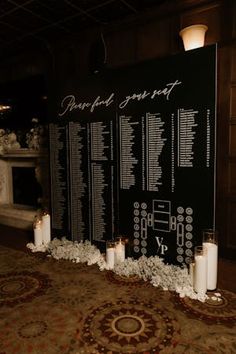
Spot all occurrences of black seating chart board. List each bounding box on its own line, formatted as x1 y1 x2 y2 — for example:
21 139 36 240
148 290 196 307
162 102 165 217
49 45 216 265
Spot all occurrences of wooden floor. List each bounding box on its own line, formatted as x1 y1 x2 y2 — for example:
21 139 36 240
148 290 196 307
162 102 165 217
0 224 235 293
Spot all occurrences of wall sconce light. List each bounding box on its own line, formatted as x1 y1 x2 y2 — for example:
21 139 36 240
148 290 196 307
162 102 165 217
0 104 11 113
179 24 208 51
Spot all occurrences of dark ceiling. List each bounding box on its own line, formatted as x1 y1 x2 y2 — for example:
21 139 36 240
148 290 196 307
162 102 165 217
0 0 169 59
0 0 175 128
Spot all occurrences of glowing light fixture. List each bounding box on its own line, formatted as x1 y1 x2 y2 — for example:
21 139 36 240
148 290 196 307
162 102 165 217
179 24 208 51
0 104 11 113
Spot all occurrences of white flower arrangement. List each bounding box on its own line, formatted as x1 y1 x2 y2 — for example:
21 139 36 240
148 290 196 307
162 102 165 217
26 119 44 150
27 238 107 270
27 237 210 302
0 128 21 154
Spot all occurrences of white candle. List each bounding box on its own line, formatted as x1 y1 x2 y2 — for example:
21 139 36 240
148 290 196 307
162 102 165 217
106 247 115 269
33 218 43 247
194 249 207 295
203 242 218 290
42 213 51 244
34 226 43 247
115 240 125 263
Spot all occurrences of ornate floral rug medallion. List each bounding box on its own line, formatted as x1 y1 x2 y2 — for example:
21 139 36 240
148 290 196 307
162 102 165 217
0 271 51 307
0 303 82 353
80 299 180 353
172 289 236 325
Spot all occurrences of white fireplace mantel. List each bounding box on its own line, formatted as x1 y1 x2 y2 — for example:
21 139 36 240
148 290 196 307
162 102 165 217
0 148 48 230
0 148 42 159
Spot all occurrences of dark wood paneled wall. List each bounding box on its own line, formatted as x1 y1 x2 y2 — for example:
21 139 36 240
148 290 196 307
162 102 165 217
0 0 235 258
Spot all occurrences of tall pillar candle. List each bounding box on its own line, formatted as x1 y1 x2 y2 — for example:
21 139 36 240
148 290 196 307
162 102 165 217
194 246 207 295
42 211 51 244
203 229 218 290
106 241 115 269
115 237 125 263
33 218 43 247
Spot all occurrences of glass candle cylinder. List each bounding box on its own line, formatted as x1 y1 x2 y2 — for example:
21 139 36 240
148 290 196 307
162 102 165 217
189 258 195 287
115 237 125 263
123 236 131 258
203 229 218 290
42 209 51 245
106 241 115 269
33 218 43 247
194 246 207 295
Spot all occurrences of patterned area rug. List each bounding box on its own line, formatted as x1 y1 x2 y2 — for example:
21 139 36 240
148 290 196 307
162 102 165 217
0 245 235 354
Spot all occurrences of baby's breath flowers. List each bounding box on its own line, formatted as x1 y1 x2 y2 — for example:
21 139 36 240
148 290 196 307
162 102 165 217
27 237 209 302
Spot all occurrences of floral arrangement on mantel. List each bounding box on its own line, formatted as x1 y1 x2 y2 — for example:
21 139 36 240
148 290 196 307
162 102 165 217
0 118 45 154
27 237 222 302
0 129 21 154
25 117 45 150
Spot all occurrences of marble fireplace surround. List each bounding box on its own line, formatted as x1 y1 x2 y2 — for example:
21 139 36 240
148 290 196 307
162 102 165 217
0 149 46 230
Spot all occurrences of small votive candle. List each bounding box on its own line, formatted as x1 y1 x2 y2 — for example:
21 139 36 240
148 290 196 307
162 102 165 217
33 218 43 247
194 245 207 295
106 240 115 269
115 237 125 263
